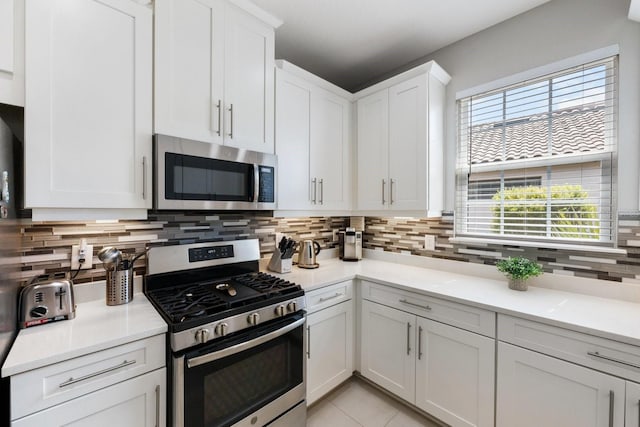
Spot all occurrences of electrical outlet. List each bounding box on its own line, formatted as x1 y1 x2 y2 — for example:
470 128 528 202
71 239 93 270
424 235 436 251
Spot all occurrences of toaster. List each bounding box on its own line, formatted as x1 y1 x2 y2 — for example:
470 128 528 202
19 273 76 328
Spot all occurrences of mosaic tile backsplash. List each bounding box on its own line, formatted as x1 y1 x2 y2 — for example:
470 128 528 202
8 211 640 288
14 213 348 285
365 213 640 285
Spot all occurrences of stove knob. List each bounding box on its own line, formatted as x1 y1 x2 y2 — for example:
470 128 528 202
215 322 228 337
194 329 210 344
287 301 297 313
274 305 285 317
247 312 260 326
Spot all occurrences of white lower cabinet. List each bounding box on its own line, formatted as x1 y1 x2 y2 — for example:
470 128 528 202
306 300 354 405
13 368 166 427
627 381 640 427
360 300 415 402
305 281 354 405
415 318 495 427
360 296 495 427
497 342 625 427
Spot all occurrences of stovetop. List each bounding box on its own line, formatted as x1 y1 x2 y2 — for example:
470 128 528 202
146 271 304 332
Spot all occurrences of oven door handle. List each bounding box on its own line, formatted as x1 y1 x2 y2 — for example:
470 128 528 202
186 316 306 369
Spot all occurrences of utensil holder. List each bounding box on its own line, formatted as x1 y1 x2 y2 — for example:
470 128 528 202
106 268 134 306
267 251 292 274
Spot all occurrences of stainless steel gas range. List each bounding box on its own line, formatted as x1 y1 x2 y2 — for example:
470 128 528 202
145 239 306 427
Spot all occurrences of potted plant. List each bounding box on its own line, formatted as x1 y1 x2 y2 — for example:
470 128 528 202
496 257 543 291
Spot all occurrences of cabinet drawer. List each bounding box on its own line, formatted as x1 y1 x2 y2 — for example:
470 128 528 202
11 334 165 419
305 280 353 314
498 314 640 383
361 280 495 337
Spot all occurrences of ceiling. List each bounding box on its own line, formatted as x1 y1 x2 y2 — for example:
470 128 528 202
251 0 552 92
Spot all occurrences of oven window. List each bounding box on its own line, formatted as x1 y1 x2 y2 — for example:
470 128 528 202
166 152 254 201
183 320 304 427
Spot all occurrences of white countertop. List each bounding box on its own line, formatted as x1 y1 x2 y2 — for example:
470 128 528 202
275 257 640 348
1 294 167 377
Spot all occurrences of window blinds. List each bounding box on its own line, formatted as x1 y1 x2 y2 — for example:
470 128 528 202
456 57 617 244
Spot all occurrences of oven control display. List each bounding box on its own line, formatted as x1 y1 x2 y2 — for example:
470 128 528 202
188 245 235 262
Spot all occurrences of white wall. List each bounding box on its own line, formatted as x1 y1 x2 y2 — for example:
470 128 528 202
390 0 640 212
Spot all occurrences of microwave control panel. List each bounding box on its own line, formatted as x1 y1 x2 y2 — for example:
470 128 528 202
258 166 275 203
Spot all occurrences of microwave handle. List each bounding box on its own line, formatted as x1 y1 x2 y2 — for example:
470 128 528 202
253 164 260 203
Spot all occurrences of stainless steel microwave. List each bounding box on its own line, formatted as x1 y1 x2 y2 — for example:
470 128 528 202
153 135 276 210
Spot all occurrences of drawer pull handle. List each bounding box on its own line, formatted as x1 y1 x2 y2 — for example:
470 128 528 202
306 325 311 359
587 351 640 370
59 359 137 388
399 299 432 311
318 293 342 303
609 390 614 427
418 326 423 360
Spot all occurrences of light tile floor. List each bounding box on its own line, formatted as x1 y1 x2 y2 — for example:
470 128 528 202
307 377 441 427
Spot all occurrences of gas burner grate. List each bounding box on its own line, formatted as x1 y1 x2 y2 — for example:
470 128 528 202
233 272 300 296
151 285 228 323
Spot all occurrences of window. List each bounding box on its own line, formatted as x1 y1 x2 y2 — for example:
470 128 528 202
456 57 617 244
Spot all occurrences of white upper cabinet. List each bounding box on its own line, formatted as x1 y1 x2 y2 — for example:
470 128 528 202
275 61 352 212
0 0 24 106
155 0 278 154
24 0 152 220
355 61 449 217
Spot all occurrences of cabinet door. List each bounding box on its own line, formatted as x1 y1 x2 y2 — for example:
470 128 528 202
13 369 166 427
306 300 354 405
627 381 640 427
155 0 225 144
223 3 275 154
497 342 625 427
388 74 427 211
310 87 351 210
0 0 24 106
25 0 152 214
356 89 389 210
415 318 494 427
360 300 415 402
274 69 312 210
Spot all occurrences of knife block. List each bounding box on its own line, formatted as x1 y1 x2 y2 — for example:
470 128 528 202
267 250 292 273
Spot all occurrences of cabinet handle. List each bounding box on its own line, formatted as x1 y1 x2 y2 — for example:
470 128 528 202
382 179 386 205
142 156 148 200
319 179 324 205
390 178 395 205
215 99 222 136
155 385 160 427
318 292 342 303
418 326 423 360
406 322 411 355
609 390 614 427
399 299 432 311
228 104 234 138
306 325 311 359
311 178 317 204
587 351 640 369
59 359 136 388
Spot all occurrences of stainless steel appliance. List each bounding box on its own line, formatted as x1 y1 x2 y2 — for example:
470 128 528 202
18 273 76 328
297 239 320 269
339 228 362 261
154 134 276 211
145 239 306 427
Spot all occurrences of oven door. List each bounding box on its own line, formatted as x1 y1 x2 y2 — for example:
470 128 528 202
174 313 306 427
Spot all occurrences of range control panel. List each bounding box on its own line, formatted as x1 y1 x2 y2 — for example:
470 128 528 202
188 245 235 263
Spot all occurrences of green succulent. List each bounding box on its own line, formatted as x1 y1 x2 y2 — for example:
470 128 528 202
496 257 543 280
